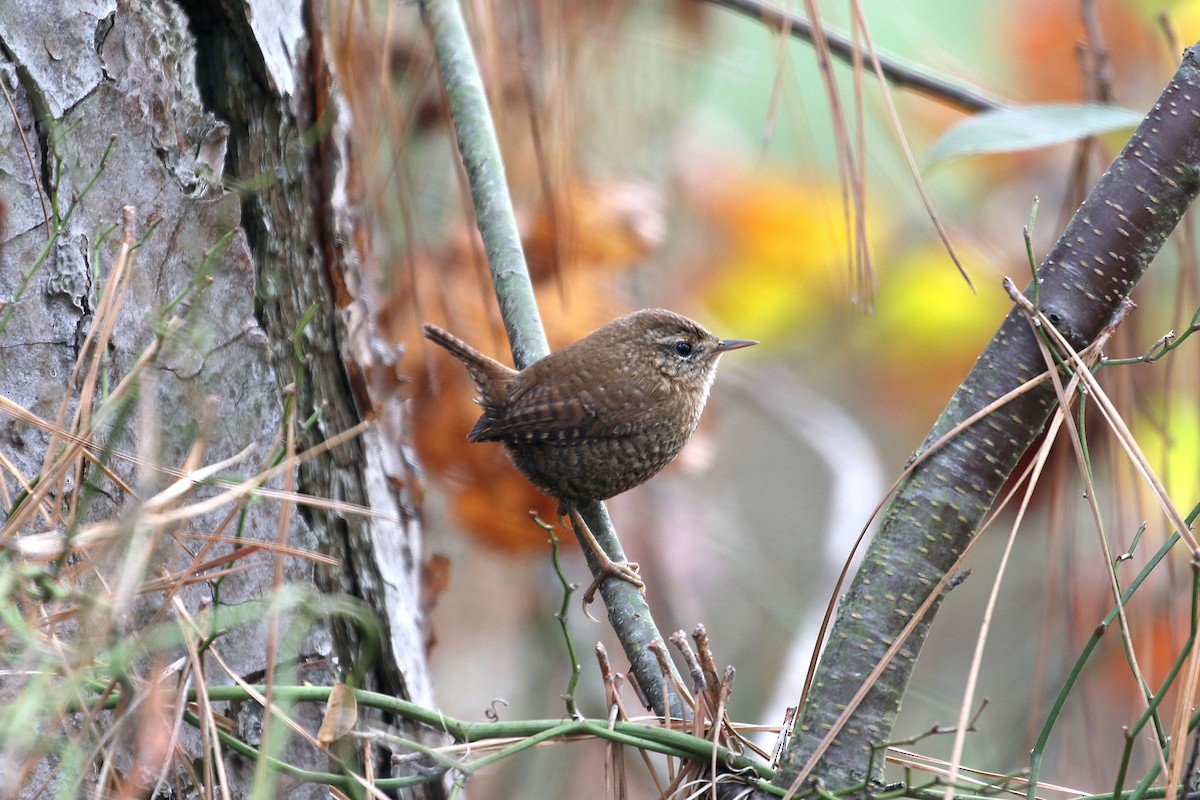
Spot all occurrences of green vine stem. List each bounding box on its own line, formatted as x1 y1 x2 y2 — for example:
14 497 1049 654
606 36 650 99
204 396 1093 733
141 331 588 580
83 684 780 794
533 513 583 720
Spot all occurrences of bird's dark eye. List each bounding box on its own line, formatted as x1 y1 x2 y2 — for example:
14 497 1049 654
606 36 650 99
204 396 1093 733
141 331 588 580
674 341 693 357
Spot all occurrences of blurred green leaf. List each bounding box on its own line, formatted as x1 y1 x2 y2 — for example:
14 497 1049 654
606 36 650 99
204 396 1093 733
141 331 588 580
926 103 1144 165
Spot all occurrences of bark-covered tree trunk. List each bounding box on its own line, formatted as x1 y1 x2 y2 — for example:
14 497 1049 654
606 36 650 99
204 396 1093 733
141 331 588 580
770 43 1200 797
0 2 436 797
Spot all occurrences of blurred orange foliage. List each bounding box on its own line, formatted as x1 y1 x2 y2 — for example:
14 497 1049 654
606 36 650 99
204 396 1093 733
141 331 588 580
1009 0 1166 102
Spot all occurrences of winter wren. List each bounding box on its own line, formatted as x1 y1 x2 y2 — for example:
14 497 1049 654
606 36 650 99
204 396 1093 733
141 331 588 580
423 308 756 596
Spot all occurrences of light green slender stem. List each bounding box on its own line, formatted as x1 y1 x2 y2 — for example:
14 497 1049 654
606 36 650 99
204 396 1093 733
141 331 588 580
418 0 545 366
418 0 685 718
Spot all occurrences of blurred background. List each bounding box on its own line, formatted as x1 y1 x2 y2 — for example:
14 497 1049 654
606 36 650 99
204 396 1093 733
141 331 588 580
331 1 1200 796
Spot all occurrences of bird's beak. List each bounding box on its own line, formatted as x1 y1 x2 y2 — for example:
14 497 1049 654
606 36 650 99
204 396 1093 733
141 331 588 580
715 338 757 352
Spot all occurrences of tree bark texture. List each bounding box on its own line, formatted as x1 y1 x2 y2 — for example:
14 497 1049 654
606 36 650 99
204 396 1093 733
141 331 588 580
0 2 435 796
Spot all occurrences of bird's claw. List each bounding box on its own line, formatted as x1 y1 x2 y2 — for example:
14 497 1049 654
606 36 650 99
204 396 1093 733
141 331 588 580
582 559 645 617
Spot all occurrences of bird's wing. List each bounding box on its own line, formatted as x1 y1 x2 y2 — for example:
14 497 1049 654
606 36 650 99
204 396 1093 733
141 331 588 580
470 374 668 444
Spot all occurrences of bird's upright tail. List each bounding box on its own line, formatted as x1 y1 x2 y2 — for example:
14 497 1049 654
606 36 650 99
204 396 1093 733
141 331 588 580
422 324 517 404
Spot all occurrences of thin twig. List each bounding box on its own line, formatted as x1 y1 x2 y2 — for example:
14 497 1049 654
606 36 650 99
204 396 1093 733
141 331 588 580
702 0 1006 113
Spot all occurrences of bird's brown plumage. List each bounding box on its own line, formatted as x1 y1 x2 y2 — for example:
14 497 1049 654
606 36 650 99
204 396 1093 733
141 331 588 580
423 309 755 508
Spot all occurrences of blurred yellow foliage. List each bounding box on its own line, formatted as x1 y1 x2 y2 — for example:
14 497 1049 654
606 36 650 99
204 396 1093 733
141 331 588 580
689 169 1016 428
867 244 1007 358
693 174 884 339
1132 391 1200 515
855 242 1012 424
1142 0 1200 45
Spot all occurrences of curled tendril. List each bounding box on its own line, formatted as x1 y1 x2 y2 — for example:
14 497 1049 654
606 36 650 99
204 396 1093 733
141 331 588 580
484 698 508 722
